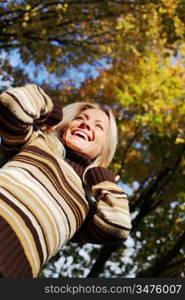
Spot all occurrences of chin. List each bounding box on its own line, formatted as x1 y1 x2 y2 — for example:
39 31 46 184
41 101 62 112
66 142 86 153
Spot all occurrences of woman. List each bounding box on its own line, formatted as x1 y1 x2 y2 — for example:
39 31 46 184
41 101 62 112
0 84 131 278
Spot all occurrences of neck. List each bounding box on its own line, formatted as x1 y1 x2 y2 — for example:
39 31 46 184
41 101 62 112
65 145 91 166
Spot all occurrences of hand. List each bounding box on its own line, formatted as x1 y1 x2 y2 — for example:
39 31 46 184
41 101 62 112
115 175 120 182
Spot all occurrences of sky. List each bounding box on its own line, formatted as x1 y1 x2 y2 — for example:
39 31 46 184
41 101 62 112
0 47 142 277
0 49 111 89
0 48 135 196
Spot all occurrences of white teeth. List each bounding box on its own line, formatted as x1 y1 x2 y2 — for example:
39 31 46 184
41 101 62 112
72 130 89 141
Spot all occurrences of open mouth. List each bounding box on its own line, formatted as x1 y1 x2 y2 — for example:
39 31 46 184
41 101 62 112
71 130 92 141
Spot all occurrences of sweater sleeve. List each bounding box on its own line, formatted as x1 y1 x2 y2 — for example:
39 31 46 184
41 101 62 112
0 84 62 157
71 167 132 245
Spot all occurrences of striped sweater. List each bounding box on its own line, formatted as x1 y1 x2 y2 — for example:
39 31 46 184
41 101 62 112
0 84 132 278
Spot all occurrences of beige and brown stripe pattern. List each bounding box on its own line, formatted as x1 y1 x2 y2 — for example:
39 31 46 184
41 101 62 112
93 182 131 239
0 84 132 277
72 181 131 244
0 84 53 124
0 135 89 277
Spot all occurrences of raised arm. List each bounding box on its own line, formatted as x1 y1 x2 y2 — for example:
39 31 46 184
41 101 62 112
71 167 132 245
0 84 62 158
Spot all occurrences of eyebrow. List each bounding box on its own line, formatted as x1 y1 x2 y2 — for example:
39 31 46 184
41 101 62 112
81 112 105 124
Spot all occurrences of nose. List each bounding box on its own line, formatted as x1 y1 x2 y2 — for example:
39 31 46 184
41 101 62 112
78 119 94 141
79 120 92 131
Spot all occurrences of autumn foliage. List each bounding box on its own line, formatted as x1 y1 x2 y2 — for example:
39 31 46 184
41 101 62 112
0 0 185 277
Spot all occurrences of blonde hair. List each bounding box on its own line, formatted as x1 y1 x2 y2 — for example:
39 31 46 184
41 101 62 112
45 102 118 180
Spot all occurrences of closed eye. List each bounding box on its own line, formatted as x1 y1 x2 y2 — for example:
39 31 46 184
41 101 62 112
75 116 84 120
96 124 104 130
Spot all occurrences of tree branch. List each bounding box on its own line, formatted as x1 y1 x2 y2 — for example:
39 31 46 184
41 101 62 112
136 231 185 277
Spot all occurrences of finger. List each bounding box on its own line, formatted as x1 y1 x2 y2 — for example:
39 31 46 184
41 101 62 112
115 175 120 182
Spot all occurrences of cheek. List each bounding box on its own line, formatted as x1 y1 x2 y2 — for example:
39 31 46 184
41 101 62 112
62 130 67 142
62 129 72 146
63 126 71 139
95 135 106 152
97 131 107 145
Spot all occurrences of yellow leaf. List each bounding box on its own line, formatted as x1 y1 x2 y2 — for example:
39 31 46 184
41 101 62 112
175 138 185 144
24 15 29 21
25 5 31 11
176 218 182 224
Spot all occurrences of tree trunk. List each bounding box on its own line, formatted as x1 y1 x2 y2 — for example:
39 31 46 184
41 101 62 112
87 244 120 277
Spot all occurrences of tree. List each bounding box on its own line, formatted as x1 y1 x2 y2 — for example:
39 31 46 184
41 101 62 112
1 0 185 76
0 0 185 278
54 46 185 278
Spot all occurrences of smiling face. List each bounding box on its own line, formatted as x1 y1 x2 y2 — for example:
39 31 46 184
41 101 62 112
62 108 110 159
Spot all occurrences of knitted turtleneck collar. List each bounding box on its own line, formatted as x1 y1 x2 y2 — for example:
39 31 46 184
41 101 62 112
64 145 92 177
65 145 91 167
